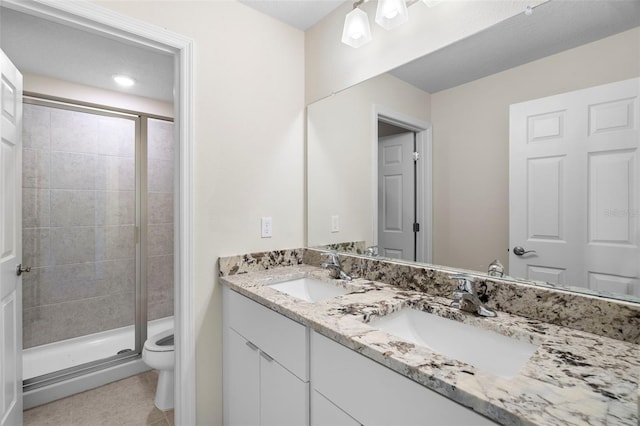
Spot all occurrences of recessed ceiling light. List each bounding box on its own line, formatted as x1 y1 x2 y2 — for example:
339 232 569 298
113 75 135 87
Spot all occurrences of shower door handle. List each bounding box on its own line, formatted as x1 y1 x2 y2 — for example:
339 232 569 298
16 264 32 276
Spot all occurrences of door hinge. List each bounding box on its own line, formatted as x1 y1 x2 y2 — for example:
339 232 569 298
412 152 420 161
413 223 420 232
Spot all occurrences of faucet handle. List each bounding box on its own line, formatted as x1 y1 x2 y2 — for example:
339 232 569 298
322 251 340 266
450 274 475 292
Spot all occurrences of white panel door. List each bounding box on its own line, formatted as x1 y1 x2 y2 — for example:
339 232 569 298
0 49 23 426
378 133 415 261
510 78 639 295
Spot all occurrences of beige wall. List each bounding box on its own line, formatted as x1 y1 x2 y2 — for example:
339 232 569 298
431 27 640 273
90 2 305 424
305 0 544 104
307 73 430 248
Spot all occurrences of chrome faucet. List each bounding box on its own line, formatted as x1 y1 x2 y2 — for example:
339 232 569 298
321 252 353 281
450 274 496 317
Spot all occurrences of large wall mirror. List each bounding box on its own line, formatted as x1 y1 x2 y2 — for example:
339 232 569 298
307 0 640 303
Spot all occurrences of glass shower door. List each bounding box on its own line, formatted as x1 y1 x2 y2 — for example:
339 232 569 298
22 100 140 385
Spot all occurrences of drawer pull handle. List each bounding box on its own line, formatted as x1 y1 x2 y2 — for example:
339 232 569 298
246 341 259 351
260 352 274 362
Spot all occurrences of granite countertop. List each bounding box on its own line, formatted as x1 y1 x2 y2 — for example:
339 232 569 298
220 264 639 426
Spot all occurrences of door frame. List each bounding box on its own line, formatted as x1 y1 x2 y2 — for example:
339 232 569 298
372 105 432 263
0 1 196 424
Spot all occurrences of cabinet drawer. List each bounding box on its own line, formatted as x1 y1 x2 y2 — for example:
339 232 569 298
311 331 498 426
224 286 308 381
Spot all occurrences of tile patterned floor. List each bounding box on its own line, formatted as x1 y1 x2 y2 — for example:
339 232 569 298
24 371 174 426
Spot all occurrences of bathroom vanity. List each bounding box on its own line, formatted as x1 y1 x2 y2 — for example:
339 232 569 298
219 249 639 426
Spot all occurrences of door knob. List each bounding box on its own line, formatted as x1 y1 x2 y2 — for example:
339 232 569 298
16 264 31 276
513 246 536 256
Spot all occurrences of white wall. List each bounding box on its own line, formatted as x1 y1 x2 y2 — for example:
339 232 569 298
91 2 305 424
307 73 430 248
305 0 544 104
431 27 640 273
23 73 173 117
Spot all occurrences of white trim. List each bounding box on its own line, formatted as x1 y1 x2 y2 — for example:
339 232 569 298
1 1 196 423
372 105 432 263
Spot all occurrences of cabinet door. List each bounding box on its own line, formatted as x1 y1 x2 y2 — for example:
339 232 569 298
311 390 361 426
223 328 260 426
260 352 309 426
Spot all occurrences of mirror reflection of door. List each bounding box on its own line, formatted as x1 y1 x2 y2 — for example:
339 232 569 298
509 78 640 297
378 122 418 261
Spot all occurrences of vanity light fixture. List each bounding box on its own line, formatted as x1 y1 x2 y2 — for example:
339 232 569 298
113 74 135 87
342 0 439 48
375 0 408 30
342 1 373 48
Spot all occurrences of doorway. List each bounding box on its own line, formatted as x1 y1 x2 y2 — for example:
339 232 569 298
373 107 432 263
0 1 195 423
378 125 417 261
20 96 174 394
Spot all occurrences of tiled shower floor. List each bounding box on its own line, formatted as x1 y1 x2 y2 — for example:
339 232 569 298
24 371 174 426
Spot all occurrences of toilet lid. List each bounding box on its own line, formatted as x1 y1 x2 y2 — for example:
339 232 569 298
144 328 174 352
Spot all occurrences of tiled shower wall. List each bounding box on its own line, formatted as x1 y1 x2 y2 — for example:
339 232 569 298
22 103 174 349
147 118 174 321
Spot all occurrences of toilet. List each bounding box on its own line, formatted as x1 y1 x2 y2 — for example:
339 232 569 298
143 328 175 410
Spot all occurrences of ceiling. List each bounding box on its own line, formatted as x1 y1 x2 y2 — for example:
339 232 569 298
0 7 175 102
390 0 640 94
239 0 345 31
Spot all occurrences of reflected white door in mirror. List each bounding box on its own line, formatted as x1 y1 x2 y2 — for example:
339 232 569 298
509 78 639 297
378 132 416 261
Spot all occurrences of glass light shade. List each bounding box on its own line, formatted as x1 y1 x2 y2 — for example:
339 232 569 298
341 8 372 48
375 0 408 30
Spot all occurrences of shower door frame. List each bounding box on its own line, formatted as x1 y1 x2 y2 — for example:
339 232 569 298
20 95 176 389
1 1 196 423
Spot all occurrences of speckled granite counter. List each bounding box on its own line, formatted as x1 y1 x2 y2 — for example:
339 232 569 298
220 264 639 426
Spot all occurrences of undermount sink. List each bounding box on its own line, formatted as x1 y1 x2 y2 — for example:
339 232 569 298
369 308 538 378
268 277 350 303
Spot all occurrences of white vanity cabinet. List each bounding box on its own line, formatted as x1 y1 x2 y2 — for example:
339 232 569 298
310 331 498 426
223 284 499 426
223 287 309 426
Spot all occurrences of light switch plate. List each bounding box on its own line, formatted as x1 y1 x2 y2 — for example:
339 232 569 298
331 215 339 233
261 217 272 238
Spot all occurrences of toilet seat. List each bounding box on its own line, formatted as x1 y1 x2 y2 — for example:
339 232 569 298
144 329 174 353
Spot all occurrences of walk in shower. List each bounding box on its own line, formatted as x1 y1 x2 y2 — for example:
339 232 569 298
20 97 174 403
